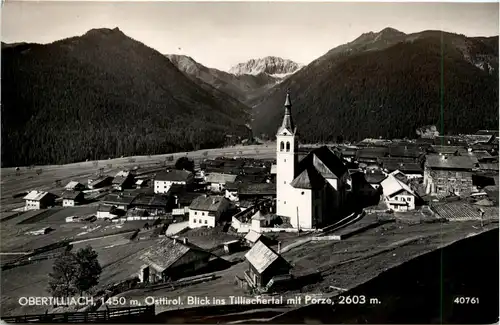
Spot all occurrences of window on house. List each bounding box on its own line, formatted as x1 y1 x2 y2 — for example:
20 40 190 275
284 159 286 162
286 142 291 152
280 142 284 151
301 191 304 195
195 212 197 215
284 201 286 204
284 181 286 184
204 220 207 224
202 212 205 216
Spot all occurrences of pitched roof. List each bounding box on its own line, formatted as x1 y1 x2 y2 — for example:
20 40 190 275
155 169 193 182
130 193 168 207
383 161 423 173
290 166 325 189
245 240 288 274
189 195 228 212
114 170 131 178
65 181 83 189
244 230 262 244
98 204 116 212
388 145 422 158
298 146 347 180
205 173 238 184
89 176 113 187
364 171 387 184
425 155 478 170
238 182 276 195
102 193 137 205
23 191 55 201
381 175 416 198
139 238 206 272
61 191 84 200
356 147 389 159
429 145 467 155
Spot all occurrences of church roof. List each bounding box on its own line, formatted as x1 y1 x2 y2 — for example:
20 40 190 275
290 165 325 189
297 146 348 180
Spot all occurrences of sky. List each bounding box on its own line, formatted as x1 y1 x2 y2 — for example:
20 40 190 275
2 1 499 71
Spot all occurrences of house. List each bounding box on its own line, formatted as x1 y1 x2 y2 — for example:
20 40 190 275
355 147 389 165
64 181 86 191
154 170 194 194
244 241 292 289
96 204 118 219
130 193 168 215
138 237 212 283
88 176 113 189
276 93 351 230
225 182 240 202
112 171 134 191
339 146 358 163
167 184 203 217
424 154 478 196
244 230 273 247
101 193 137 211
387 145 423 161
429 145 468 156
389 170 408 184
61 191 85 207
188 195 231 228
380 175 419 211
205 173 238 193
23 191 58 210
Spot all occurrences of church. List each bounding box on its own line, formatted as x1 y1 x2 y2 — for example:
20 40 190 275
275 92 351 230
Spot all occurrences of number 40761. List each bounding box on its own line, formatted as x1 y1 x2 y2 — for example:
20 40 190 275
454 297 479 304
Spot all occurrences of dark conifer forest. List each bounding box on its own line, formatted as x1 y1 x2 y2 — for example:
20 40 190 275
1 28 250 167
252 31 499 142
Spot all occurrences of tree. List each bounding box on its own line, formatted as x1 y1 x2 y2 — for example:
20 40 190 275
336 135 344 144
48 251 80 298
175 157 194 172
74 246 102 295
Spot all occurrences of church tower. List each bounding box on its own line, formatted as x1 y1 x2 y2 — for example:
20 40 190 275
276 91 298 219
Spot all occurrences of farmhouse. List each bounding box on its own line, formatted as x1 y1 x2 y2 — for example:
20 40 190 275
138 238 212 283
101 193 137 210
380 175 419 211
88 176 113 189
205 173 238 193
96 204 118 219
276 93 351 230
424 154 478 196
112 170 134 191
188 195 231 229
61 191 85 207
64 181 86 191
154 170 194 194
130 193 168 215
244 241 291 289
23 191 58 210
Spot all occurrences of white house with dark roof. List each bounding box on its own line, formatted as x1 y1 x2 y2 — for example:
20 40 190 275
62 191 85 207
23 191 58 210
424 154 478 196
188 195 231 228
381 175 419 211
275 92 350 230
154 170 194 194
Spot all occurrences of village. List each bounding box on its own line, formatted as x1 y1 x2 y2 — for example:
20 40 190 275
1 94 499 321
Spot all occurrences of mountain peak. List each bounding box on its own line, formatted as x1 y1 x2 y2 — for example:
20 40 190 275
229 56 303 77
84 27 125 38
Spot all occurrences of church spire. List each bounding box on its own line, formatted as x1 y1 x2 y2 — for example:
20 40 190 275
280 90 295 133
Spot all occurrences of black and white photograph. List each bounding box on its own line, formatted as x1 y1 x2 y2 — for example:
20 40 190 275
1 1 499 323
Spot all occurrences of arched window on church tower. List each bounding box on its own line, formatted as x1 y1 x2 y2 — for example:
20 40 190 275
286 142 290 152
280 141 284 151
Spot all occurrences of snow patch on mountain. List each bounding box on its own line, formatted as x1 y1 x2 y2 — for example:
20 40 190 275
229 56 303 77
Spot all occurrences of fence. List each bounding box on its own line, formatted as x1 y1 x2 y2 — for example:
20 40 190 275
0 305 155 323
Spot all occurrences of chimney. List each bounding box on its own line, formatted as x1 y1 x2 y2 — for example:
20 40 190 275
212 199 217 205
173 238 177 244
183 238 188 245
278 241 282 254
